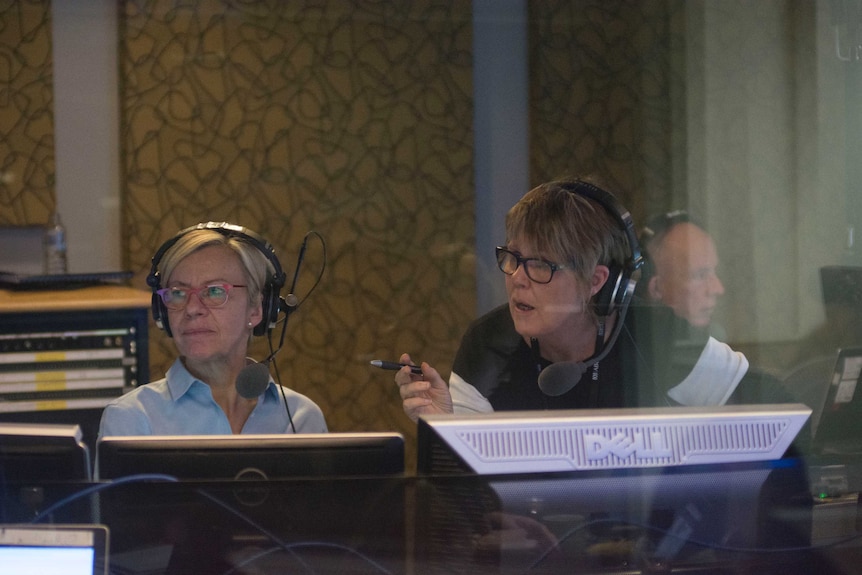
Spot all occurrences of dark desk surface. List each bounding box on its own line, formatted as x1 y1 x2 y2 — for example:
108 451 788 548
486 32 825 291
4 457 862 574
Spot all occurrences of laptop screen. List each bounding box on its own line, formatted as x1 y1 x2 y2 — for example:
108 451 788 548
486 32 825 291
812 346 862 454
0 525 108 575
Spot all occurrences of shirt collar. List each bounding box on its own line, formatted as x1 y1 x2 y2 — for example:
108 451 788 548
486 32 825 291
165 358 277 401
166 358 200 400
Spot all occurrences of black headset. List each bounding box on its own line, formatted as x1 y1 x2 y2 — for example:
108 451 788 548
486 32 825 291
535 180 644 397
146 222 287 338
559 180 644 317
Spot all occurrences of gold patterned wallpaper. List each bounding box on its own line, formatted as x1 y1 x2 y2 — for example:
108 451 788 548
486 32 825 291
529 0 682 217
2 1 680 469
119 0 475 462
0 0 54 226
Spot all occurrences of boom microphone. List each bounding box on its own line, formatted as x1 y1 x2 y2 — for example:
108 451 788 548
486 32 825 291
537 346 609 397
236 360 272 399
537 293 633 397
235 292 295 398
234 234 309 400
233 293 298 400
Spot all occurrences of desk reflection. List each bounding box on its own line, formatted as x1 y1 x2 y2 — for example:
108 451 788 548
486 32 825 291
4 459 862 574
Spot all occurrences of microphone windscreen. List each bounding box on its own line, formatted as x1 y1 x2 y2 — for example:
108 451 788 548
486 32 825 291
236 362 271 399
537 361 587 397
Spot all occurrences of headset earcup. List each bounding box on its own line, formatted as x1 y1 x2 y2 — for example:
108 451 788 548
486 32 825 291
614 266 634 310
147 270 173 337
253 283 278 337
151 292 172 337
593 262 622 317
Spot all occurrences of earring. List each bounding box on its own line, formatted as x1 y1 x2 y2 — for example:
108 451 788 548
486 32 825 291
247 321 253 328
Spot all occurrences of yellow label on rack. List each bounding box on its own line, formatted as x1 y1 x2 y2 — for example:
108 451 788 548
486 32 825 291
34 352 67 362
35 382 66 391
35 372 63 382
36 400 67 411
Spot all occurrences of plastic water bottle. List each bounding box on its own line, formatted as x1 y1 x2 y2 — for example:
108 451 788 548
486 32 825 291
44 212 68 275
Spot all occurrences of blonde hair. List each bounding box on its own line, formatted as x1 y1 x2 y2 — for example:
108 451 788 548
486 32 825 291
158 229 272 308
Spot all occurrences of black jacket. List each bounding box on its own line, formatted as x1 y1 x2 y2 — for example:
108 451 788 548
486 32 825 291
450 301 794 411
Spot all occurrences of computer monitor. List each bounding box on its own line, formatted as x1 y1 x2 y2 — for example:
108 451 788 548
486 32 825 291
0 422 93 523
414 407 814 573
417 404 810 475
96 432 405 481
811 346 862 455
0 422 92 483
96 434 407 573
820 265 862 309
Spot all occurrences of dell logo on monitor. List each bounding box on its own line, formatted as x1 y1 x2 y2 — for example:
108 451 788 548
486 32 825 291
584 431 673 460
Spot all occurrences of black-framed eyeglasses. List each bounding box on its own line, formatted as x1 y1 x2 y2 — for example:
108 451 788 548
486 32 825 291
495 247 574 284
156 283 247 310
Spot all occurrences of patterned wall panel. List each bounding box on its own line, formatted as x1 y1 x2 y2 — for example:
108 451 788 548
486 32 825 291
528 0 682 220
0 0 55 226
119 0 474 460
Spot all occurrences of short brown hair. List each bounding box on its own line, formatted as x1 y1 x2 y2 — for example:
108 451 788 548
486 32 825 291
506 178 632 313
505 177 632 312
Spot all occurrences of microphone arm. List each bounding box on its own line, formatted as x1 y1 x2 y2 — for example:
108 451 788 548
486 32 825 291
537 280 635 397
236 232 326 433
235 235 309 399
266 233 310 357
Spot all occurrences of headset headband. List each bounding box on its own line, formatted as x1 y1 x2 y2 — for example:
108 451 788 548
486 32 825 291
561 180 644 272
147 222 286 337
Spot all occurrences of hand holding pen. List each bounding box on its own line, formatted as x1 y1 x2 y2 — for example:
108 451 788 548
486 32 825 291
369 360 423 375
385 352 454 422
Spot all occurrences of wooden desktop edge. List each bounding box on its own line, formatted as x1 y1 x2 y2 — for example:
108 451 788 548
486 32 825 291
0 285 151 313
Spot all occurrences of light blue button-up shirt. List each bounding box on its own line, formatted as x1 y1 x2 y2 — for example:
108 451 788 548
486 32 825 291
98 358 328 438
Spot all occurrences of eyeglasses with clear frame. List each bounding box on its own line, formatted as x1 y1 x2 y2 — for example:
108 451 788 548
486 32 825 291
156 283 247 310
495 246 574 284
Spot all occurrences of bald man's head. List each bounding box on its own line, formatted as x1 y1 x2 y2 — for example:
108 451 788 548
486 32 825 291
646 222 724 328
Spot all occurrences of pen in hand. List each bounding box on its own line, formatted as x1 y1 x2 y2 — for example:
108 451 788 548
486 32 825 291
370 360 423 375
